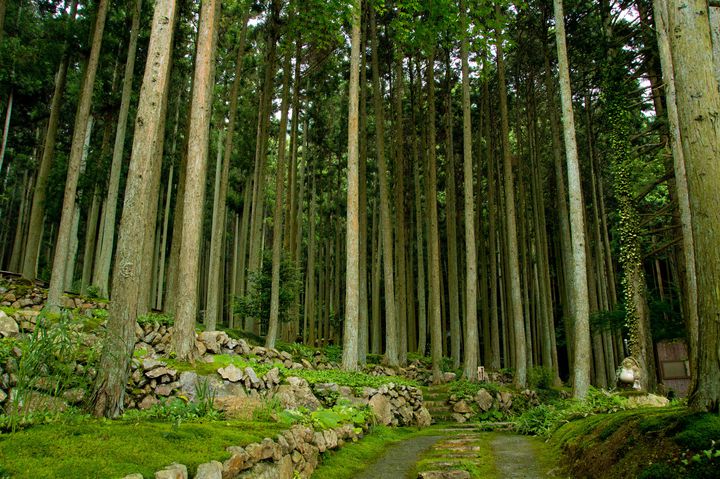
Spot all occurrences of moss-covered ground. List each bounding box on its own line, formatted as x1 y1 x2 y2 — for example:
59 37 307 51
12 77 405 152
0 417 288 478
550 406 720 478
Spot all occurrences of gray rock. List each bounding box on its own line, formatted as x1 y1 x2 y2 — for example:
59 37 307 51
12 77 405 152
452 400 472 414
146 367 176 379
142 358 165 371
0 312 19 337
154 463 187 479
121 474 144 479
223 446 252 476
265 367 281 386
244 367 261 388
368 394 392 426
199 331 221 354
418 471 471 479
139 395 159 410
218 364 244 383
415 407 432 427
0 389 7 403
474 389 494 412
194 461 222 479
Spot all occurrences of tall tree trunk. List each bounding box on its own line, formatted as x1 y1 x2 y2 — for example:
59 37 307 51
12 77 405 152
94 0 142 296
393 55 408 365
22 0 78 280
370 9 398 366
426 50 443 383
266 50 293 349
495 5 527 387
554 0 591 398
92 0 177 418
461 0 478 380
47 0 108 311
665 0 720 412
444 60 461 370
358 20 369 363
173 0 221 360
247 1 281 334
342 0 361 370
653 0 699 404
206 12 249 330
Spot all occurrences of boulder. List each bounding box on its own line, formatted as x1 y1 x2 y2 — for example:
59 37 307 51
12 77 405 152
276 377 321 411
368 394 393 426
218 364 244 383
474 389 494 412
244 367 262 388
0 312 19 337
223 446 252 477
195 461 222 479
626 393 670 408
154 463 187 479
415 407 432 427
146 367 176 379
199 331 221 354
121 474 144 479
452 400 472 414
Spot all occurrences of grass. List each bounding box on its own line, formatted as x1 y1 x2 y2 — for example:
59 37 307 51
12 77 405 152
0 417 288 478
312 426 438 479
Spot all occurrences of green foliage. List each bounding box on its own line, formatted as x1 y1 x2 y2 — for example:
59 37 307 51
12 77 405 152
448 380 501 398
324 345 342 363
137 312 174 327
234 252 301 329
7 312 98 432
527 367 554 390
515 388 629 437
83 285 103 300
295 369 418 390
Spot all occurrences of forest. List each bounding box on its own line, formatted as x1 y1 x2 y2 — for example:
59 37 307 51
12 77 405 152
0 0 718 476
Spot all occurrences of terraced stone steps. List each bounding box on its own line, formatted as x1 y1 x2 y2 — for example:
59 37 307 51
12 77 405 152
420 384 455 424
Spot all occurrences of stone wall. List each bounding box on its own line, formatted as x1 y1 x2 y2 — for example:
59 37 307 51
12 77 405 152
122 422 361 479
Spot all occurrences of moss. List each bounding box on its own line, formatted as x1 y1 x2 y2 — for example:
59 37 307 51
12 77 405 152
674 413 720 450
411 433 497 479
0 417 287 478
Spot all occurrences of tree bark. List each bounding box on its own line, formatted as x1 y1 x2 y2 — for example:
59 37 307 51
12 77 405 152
553 0 591 398
173 0 221 360
342 0 361 370
47 0 108 311
666 0 720 412
370 9 398 366
461 0 478 380
266 51 293 349
92 0 177 417
22 0 78 280
495 4 527 387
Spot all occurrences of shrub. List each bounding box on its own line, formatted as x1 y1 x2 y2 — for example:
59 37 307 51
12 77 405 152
137 312 174 327
528 366 554 390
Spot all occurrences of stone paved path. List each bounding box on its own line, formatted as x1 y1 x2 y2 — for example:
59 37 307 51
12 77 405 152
352 435 445 479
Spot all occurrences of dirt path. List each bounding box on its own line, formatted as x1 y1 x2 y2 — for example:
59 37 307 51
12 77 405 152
352 435 445 479
491 433 555 478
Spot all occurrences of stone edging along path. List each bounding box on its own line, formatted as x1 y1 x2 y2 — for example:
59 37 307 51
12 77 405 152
122 422 362 479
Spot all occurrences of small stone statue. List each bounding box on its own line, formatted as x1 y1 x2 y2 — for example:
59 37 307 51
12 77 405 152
616 357 642 390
